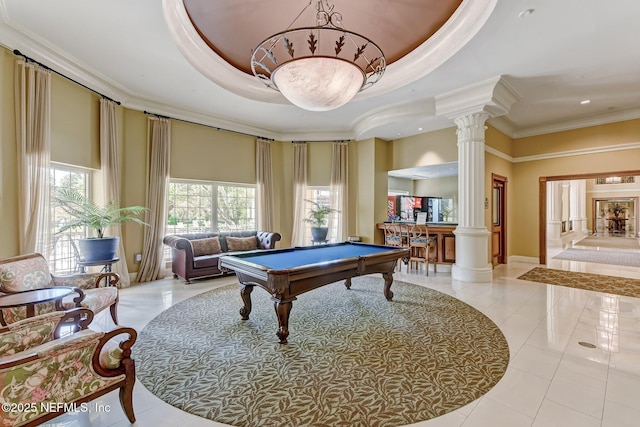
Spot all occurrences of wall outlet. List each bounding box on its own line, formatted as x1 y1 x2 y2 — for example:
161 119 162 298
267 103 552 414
134 253 142 263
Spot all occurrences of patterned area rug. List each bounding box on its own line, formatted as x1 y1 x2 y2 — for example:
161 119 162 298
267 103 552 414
553 248 640 267
518 267 640 298
574 236 640 250
135 277 510 427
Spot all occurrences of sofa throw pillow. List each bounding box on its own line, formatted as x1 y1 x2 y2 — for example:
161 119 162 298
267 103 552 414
227 236 259 252
191 237 222 256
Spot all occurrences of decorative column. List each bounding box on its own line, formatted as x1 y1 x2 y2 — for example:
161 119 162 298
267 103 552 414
435 75 521 282
546 181 563 246
451 112 492 282
570 179 588 235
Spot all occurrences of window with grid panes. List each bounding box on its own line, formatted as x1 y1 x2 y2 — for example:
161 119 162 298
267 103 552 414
165 180 256 259
50 165 90 274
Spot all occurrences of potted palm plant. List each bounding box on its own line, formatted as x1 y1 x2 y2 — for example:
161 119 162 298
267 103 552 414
53 189 148 262
303 199 339 243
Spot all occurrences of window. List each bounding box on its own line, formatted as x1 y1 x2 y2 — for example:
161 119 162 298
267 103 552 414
50 165 90 274
165 180 256 257
166 181 213 235
303 187 339 244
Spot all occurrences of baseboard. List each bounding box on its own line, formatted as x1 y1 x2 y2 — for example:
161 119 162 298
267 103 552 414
435 264 452 273
508 255 539 264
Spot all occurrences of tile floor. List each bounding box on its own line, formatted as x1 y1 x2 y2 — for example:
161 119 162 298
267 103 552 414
46 237 640 427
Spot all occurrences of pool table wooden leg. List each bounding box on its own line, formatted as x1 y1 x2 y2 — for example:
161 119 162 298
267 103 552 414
274 300 292 344
382 272 394 301
239 284 253 320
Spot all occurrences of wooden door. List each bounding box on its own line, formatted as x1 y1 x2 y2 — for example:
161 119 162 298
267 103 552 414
492 174 508 266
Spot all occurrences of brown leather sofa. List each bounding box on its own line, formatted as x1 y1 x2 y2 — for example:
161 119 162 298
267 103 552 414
163 230 281 283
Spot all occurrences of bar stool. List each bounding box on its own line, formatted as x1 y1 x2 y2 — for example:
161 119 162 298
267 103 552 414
384 223 408 272
407 225 437 276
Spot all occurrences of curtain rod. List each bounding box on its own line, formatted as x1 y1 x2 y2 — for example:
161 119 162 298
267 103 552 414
13 49 121 105
292 139 350 143
143 110 274 141
12 48 341 143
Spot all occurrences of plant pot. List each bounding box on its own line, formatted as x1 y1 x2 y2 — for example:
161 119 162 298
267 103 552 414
78 237 120 262
310 227 329 242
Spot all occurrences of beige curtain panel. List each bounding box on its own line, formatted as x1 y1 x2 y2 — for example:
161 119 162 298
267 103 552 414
330 141 348 241
291 142 308 246
99 98 131 286
136 117 171 282
14 59 51 256
256 138 275 231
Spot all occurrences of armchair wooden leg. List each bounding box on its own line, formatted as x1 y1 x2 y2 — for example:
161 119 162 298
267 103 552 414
119 362 136 423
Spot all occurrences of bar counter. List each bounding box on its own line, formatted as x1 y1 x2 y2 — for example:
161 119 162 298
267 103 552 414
376 222 457 265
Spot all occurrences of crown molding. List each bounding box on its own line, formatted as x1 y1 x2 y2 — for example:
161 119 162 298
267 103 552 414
0 11 131 102
513 142 640 163
510 108 640 139
485 141 640 164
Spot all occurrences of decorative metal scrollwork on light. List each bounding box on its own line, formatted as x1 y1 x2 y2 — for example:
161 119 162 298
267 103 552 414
251 0 386 112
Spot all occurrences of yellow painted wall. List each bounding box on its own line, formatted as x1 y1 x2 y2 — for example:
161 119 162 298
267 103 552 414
354 138 390 243
271 140 294 247
0 48 18 258
513 119 640 157
375 138 391 242
413 176 457 199
390 127 457 170
121 109 148 267
485 152 513 258
388 176 413 194
484 126 515 260
486 124 514 157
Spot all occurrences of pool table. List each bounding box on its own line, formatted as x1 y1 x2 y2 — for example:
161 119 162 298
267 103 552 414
219 242 410 343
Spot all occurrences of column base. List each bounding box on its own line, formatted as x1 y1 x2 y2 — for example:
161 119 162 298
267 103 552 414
452 263 493 282
452 226 492 283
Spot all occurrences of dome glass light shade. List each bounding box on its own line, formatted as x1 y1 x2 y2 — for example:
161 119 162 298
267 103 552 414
251 1 385 112
273 57 365 112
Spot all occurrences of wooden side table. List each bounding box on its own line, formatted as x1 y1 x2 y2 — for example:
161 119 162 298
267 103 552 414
0 287 75 325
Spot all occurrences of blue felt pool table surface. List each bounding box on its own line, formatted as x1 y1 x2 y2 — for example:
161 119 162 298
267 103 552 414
230 243 396 271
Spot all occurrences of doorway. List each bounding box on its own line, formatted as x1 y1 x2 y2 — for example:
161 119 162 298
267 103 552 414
538 169 640 264
492 174 507 266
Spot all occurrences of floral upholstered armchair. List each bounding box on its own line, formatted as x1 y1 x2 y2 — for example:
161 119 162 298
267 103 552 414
0 253 120 326
0 308 137 426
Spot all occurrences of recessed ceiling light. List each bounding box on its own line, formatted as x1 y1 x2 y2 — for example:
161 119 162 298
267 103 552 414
580 100 591 105
418 127 423 131
518 9 535 18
